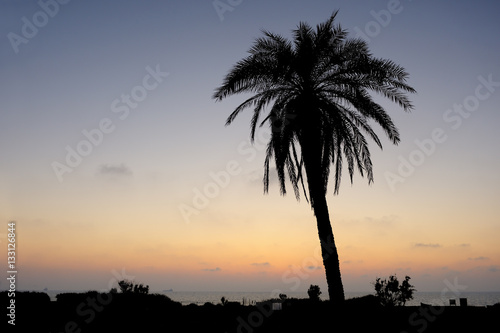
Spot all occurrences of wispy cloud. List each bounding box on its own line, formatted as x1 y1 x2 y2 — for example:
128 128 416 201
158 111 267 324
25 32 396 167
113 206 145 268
458 243 471 247
468 256 489 261
414 243 442 248
488 266 499 273
251 262 270 267
343 260 364 264
97 163 133 176
202 267 221 272
364 215 398 226
306 266 322 270
345 215 398 227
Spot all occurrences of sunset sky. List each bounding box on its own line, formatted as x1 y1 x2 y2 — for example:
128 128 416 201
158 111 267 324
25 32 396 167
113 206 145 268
1 0 499 295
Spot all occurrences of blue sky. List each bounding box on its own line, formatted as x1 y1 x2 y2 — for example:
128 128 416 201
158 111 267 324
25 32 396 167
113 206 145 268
1 0 499 293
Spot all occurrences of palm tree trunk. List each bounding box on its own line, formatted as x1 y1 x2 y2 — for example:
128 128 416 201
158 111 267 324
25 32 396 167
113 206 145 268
299 116 345 305
310 189 345 305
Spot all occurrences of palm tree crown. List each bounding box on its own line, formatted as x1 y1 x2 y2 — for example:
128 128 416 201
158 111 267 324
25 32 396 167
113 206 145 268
213 11 415 304
214 11 415 201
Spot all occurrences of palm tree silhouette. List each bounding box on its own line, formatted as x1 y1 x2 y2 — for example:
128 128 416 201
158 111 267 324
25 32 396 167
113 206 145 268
213 11 415 305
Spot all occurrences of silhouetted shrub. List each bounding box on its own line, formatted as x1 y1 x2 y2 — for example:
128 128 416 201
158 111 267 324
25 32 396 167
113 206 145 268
56 291 97 304
117 280 149 294
133 283 149 294
1 290 50 306
118 280 134 293
373 275 415 306
307 285 322 302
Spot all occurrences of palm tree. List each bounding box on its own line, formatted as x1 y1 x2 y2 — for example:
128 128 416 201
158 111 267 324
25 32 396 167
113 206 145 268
213 11 415 305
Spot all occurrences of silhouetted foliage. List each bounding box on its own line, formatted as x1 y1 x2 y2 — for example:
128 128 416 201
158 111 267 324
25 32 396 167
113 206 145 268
4 290 499 332
118 280 149 294
213 10 416 305
308 285 322 302
118 280 134 293
373 275 415 306
133 283 149 294
279 293 288 300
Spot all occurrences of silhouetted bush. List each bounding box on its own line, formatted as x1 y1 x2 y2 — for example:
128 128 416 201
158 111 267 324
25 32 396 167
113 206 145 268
56 291 99 304
117 279 149 294
373 275 415 306
1 290 50 306
4 290 50 303
4 289 499 333
307 284 322 302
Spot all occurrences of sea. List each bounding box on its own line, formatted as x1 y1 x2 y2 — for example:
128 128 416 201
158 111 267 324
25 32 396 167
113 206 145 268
42 290 500 307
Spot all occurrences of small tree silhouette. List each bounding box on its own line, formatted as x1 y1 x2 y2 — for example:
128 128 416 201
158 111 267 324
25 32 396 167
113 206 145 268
118 280 149 294
373 275 415 306
118 280 134 293
133 283 149 294
307 285 322 302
